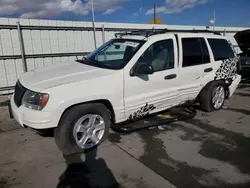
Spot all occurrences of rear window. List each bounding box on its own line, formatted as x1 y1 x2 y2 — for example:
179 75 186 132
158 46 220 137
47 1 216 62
208 39 235 61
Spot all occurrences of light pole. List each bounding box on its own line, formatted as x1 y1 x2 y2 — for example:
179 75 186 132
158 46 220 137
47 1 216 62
213 10 216 32
154 4 156 24
91 0 97 49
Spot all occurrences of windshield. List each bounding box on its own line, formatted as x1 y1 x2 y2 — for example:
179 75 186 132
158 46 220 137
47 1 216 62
85 39 145 70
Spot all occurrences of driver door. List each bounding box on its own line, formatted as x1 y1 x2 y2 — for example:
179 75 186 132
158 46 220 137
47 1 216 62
123 35 179 120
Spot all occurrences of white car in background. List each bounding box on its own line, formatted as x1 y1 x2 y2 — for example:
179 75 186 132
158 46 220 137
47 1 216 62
10 29 241 154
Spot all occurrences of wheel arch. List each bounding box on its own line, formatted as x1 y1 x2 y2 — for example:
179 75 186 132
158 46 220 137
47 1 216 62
58 99 116 125
198 79 229 112
198 79 230 101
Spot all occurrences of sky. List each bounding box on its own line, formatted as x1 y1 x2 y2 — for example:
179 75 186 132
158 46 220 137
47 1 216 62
0 0 249 27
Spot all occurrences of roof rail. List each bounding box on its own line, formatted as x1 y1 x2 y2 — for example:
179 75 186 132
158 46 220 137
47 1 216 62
166 29 221 35
115 28 221 38
114 29 162 38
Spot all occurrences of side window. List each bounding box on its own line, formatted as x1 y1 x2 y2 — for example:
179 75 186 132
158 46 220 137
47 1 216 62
182 38 210 67
208 39 235 61
137 39 174 72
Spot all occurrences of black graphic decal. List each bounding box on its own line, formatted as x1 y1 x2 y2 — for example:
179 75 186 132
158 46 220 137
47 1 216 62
128 103 156 121
214 57 239 80
214 40 239 80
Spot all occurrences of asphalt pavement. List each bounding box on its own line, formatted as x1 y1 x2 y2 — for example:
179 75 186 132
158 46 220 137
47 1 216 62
0 77 250 188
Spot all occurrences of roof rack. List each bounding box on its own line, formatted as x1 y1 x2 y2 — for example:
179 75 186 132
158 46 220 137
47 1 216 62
115 28 221 38
115 29 163 37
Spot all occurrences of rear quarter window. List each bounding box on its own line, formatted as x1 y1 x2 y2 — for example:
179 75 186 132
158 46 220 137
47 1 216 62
208 39 235 61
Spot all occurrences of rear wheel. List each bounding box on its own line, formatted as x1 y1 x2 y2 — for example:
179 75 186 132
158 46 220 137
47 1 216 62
54 103 110 155
212 86 225 110
199 81 226 112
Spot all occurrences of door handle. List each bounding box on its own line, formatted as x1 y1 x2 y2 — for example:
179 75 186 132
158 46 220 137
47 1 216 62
164 74 177 80
204 68 213 72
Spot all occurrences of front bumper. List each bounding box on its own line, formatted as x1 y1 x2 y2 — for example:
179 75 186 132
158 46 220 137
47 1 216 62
10 95 60 129
228 74 241 98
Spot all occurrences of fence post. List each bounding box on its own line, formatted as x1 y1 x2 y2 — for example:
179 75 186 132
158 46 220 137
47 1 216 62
102 25 107 60
102 24 105 43
17 21 28 72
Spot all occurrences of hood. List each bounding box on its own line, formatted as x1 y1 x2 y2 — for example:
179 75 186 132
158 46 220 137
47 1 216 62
19 62 116 92
234 29 250 53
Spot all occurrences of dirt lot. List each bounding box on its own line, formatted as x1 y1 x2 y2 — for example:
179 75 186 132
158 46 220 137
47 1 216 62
0 77 250 188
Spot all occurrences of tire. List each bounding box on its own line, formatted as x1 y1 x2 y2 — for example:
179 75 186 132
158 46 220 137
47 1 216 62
199 80 226 112
54 103 111 155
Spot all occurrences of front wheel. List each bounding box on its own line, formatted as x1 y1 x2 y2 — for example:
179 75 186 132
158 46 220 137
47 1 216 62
54 103 111 155
199 81 226 112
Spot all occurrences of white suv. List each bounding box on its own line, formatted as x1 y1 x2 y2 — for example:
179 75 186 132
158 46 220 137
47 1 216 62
10 30 241 154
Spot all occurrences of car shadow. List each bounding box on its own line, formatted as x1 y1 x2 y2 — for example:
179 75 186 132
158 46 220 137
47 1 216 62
57 148 120 188
35 128 55 137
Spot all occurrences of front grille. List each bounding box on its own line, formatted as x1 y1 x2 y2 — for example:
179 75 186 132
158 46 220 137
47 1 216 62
14 81 27 107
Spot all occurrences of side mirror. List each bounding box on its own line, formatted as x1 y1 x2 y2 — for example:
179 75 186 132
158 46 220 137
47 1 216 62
131 63 154 76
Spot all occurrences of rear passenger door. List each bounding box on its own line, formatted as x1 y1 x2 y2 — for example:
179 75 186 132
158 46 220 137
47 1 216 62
177 34 215 103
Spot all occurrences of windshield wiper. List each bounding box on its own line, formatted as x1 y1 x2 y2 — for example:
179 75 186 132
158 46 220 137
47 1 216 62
76 57 106 68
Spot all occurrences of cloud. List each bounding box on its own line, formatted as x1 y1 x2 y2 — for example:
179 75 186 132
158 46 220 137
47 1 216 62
132 6 144 17
103 9 116 14
0 0 127 18
146 0 209 15
139 7 145 12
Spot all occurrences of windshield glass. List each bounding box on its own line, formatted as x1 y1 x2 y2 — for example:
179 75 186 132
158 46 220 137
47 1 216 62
86 39 145 70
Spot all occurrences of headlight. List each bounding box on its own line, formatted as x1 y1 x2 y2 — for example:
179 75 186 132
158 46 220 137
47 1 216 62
22 90 49 110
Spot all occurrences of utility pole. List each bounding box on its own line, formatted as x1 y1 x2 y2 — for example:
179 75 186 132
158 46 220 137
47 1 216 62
213 10 216 32
91 0 97 49
154 4 156 24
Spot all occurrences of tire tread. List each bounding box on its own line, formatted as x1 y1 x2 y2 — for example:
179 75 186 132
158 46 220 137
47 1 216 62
199 80 226 112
